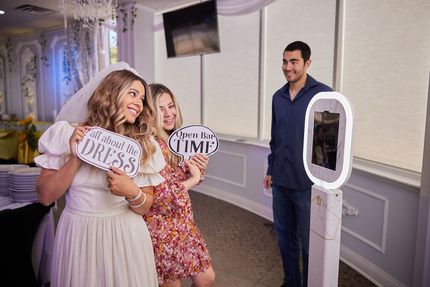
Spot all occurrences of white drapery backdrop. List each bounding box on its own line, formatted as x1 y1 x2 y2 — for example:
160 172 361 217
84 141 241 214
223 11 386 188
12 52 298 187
63 20 97 97
217 0 277 15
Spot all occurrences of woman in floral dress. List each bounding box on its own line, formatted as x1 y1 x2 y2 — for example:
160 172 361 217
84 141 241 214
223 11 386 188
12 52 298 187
143 83 215 287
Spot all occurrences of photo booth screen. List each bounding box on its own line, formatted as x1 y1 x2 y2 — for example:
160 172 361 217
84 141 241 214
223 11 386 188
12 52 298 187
312 111 340 171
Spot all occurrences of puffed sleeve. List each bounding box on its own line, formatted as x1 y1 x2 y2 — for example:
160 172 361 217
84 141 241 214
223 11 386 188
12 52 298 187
133 137 166 187
34 121 74 170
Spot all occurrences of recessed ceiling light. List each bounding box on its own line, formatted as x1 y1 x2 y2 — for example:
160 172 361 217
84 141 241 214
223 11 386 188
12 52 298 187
0 10 6 15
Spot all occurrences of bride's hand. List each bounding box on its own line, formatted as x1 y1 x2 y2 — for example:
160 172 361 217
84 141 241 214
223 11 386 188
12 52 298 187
107 166 137 198
69 126 91 157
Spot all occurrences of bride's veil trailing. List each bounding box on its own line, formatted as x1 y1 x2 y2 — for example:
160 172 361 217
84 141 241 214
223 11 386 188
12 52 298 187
55 62 142 123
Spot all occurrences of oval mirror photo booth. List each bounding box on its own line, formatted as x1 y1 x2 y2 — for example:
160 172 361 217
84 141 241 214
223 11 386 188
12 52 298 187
303 91 354 287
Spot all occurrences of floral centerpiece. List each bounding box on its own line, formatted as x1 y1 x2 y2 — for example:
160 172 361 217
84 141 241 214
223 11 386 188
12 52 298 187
18 115 38 151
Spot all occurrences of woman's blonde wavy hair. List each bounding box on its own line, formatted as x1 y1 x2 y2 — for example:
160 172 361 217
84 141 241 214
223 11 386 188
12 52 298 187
85 70 157 164
149 83 183 167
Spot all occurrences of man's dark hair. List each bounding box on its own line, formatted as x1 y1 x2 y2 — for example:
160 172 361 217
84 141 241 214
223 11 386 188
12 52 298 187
284 41 311 62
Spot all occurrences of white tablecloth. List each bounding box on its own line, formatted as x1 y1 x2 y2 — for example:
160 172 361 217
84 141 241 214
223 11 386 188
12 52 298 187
32 208 54 285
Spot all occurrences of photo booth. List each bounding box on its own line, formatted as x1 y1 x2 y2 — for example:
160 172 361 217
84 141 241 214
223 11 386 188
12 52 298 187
303 91 353 286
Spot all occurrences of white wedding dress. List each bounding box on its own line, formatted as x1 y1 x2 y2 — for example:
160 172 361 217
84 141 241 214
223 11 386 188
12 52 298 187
35 121 164 287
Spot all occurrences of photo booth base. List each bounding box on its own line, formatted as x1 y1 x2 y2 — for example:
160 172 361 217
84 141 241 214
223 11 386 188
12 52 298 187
308 185 343 287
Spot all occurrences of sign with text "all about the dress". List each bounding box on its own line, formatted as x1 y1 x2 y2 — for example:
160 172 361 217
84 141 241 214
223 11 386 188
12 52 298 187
76 127 142 177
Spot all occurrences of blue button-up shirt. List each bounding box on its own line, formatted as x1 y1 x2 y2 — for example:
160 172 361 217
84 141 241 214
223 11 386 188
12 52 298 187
267 74 332 189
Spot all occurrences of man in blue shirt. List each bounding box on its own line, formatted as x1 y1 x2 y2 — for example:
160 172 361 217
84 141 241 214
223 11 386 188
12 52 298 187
263 41 332 287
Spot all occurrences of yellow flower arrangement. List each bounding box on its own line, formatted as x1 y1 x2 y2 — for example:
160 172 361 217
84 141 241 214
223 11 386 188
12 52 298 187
18 115 33 126
18 115 38 151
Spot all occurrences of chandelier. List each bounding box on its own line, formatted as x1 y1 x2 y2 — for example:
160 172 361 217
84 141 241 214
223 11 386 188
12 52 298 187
59 0 117 29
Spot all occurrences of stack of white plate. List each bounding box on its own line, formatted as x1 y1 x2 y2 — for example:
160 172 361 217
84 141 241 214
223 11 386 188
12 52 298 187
0 164 29 196
9 167 41 203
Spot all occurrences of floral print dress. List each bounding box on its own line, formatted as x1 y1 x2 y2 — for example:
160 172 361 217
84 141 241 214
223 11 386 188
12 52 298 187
143 138 212 285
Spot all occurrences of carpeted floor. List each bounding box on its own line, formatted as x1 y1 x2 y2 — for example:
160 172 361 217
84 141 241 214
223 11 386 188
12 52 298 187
182 191 377 287
53 191 377 286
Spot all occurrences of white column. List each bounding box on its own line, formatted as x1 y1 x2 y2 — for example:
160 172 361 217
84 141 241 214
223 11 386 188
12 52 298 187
117 3 135 65
413 73 430 287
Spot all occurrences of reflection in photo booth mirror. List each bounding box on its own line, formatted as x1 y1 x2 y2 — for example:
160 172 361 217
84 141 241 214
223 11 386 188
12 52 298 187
311 111 340 171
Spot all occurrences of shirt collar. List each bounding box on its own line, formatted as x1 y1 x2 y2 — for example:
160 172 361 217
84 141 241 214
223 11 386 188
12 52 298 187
282 74 319 101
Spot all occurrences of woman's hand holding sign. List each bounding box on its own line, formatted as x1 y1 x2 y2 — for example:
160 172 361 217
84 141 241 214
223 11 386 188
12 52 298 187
106 166 135 197
107 166 153 214
190 153 209 181
190 153 209 170
70 125 91 158
183 159 202 189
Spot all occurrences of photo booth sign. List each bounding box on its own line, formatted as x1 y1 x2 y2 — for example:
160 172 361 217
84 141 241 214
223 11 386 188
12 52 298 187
168 125 219 165
76 127 142 177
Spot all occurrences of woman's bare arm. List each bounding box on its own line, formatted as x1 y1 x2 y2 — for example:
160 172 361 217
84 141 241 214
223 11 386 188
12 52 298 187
36 156 81 205
36 125 89 206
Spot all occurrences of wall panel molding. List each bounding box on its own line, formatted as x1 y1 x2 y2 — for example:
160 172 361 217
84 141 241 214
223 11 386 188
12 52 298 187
206 151 247 188
342 183 389 253
341 245 406 287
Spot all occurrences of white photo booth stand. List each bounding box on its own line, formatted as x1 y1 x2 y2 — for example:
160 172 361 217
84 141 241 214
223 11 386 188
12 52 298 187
303 92 354 287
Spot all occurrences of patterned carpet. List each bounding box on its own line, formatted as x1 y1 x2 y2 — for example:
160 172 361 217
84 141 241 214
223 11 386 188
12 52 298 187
53 191 377 286
185 190 377 287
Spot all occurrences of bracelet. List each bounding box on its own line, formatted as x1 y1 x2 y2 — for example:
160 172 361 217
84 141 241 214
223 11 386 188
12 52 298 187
128 192 147 209
126 189 142 202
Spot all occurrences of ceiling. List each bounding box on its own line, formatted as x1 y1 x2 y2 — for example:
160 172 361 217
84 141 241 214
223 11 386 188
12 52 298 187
0 0 199 40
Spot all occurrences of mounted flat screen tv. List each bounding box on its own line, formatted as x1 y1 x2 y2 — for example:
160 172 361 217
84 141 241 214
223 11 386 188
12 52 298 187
162 0 220 58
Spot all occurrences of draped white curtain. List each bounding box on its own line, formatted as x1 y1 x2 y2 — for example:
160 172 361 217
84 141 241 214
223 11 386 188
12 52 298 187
64 20 97 94
217 0 277 16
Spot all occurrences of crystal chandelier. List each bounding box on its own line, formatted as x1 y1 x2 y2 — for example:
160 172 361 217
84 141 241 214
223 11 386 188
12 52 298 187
59 0 117 29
